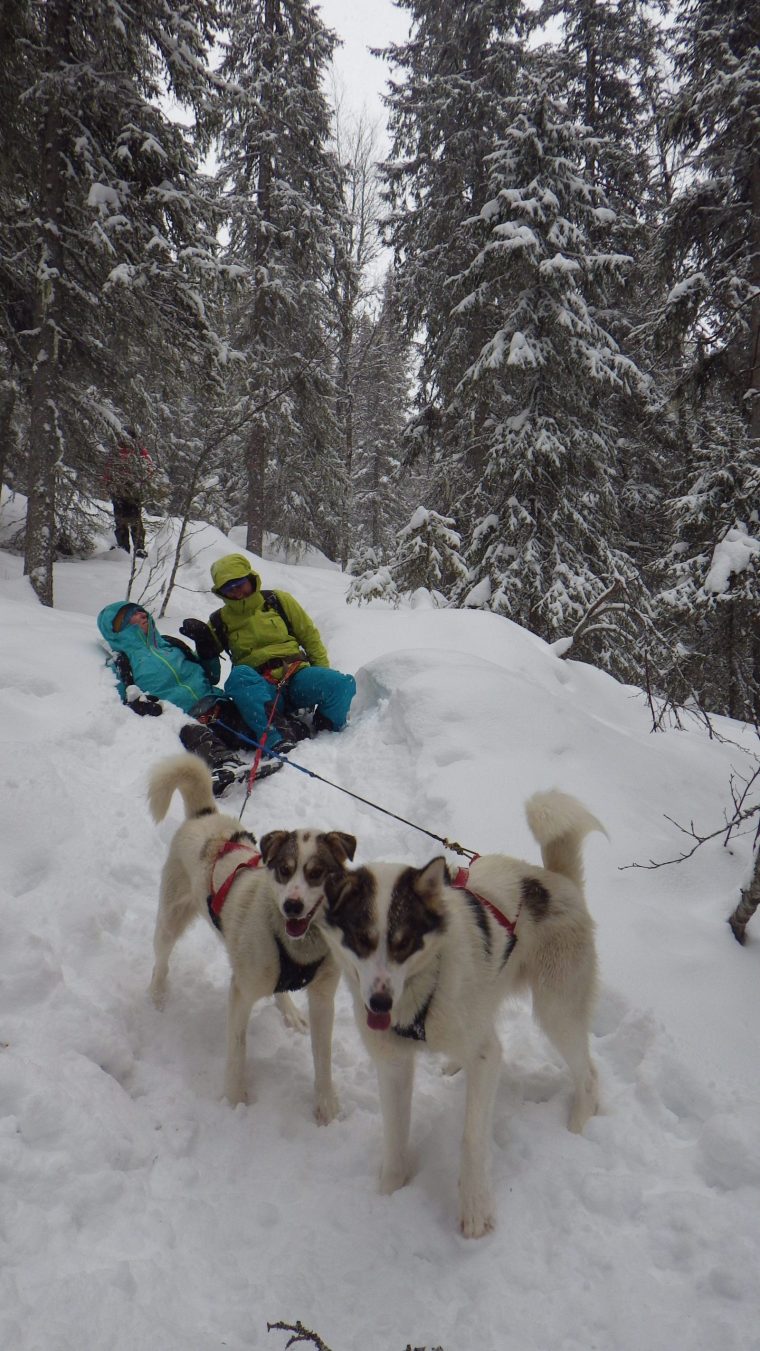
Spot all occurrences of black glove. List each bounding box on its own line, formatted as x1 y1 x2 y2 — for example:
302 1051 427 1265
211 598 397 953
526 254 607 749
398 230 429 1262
179 618 219 661
129 693 163 717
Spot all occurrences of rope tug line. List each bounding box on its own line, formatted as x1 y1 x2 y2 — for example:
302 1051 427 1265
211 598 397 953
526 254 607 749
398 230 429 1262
216 720 479 861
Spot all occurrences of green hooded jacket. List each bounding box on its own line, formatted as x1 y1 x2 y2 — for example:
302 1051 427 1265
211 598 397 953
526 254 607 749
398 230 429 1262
207 553 329 674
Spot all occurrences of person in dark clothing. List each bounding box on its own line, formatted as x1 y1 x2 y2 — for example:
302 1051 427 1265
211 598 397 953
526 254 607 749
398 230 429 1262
103 429 154 558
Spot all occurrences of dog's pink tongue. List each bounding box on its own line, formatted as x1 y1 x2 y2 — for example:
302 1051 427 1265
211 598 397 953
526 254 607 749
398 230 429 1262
286 917 309 938
366 1009 391 1032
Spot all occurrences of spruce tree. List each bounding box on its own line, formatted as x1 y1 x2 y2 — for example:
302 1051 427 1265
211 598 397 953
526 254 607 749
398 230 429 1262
216 0 347 556
351 275 412 557
653 0 760 715
379 0 531 520
0 0 225 604
665 0 760 441
390 506 469 600
456 64 652 678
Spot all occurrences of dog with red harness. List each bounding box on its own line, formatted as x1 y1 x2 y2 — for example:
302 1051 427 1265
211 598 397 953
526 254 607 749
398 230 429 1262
147 753 356 1122
319 790 604 1237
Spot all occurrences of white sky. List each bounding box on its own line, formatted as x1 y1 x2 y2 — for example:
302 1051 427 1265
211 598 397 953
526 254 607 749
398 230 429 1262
317 0 411 144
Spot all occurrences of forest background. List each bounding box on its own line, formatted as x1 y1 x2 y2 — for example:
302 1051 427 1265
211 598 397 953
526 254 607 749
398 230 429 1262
1 0 758 725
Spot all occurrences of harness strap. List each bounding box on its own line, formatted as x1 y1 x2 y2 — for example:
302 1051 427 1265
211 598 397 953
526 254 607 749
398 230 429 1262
450 865 519 936
207 839 262 929
258 658 304 686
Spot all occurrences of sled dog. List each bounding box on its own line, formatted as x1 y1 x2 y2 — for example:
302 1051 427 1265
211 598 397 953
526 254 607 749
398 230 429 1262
320 790 604 1236
147 753 356 1121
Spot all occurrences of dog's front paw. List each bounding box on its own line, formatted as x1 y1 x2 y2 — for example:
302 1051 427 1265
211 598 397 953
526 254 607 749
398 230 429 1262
148 980 166 1010
314 1089 340 1125
275 993 308 1035
459 1194 495 1239
224 1082 249 1107
379 1164 407 1195
568 1065 599 1133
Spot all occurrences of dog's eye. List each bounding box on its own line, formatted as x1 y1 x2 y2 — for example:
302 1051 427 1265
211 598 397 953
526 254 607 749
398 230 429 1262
275 861 295 882
389 926 422 963
339 926 377 959
304 864 324 885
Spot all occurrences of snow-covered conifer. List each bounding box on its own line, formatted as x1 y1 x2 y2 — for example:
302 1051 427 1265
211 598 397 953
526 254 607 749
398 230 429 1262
390 507 469 599
456 64 653 679
379 0 531 517
1 0 225 604
216 0 347 557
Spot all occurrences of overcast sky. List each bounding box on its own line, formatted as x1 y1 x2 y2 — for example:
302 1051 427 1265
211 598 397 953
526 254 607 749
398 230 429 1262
317 0 410 144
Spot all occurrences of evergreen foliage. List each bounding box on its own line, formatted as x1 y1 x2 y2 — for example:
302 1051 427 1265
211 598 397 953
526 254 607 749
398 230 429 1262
0 0 226 603
379 0 531 512
652 0 760 719
454 66 653 677
215 0 347 558
391 506 468 599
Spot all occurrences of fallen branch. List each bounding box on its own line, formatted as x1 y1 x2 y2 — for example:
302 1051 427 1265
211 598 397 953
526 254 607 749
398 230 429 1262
267 1322 332 1351
620 766 760 870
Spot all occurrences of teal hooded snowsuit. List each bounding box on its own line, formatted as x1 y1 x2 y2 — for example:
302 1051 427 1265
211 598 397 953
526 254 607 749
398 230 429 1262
97 602 222 714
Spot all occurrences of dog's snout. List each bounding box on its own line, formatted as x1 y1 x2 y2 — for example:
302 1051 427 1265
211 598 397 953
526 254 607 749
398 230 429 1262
284 898 304 918
368 992 393 1014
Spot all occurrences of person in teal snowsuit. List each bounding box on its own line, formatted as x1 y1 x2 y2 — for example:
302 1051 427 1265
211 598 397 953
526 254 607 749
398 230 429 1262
97 601 263 795
97 601 223 714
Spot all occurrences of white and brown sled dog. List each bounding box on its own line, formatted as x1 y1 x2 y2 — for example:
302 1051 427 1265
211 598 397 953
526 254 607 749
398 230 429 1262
320 790 604 1237
147 753 356 1122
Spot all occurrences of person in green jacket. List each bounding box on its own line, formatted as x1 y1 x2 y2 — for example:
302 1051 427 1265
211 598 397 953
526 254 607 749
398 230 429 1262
179 553 356 754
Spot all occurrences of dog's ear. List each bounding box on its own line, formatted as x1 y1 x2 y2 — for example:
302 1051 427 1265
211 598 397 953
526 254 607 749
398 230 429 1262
321 831 357 864
260 829 290 865
413 857 447 909
324 869 359 914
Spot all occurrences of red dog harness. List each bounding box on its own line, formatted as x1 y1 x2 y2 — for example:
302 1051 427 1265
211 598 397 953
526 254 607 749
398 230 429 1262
207 838 262 930
450 864 520 936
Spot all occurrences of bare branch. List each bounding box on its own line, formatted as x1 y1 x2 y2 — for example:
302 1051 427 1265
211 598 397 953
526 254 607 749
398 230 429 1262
556 580 625 660
267 1321 333 1351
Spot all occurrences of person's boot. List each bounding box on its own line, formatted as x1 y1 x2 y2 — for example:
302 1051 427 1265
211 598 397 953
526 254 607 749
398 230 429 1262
312 709 336 734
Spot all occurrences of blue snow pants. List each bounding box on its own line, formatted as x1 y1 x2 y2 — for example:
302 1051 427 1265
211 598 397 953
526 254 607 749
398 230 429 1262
225 664 356 749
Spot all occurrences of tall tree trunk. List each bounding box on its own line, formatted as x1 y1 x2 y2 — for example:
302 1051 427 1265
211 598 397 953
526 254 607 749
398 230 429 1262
0 378 17 501
24 0 72 607
748 160 760 441
246 430 267 554
339 389 354 569
244 0 278 556
728 846 760 945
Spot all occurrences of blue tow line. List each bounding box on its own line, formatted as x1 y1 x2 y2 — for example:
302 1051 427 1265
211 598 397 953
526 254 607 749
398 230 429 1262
214 720 478 860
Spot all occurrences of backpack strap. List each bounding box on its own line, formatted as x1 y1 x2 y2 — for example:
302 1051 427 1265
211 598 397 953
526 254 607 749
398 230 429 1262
261 589 294 638
163 634 198 662
262 589 310 663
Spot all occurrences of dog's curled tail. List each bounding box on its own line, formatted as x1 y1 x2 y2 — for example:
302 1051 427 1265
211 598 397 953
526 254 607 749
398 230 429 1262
525 790 605 890
148 753 216 823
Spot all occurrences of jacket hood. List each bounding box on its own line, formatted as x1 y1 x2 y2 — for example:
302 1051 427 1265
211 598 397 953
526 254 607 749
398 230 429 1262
210 553 261 596
97 601 155 649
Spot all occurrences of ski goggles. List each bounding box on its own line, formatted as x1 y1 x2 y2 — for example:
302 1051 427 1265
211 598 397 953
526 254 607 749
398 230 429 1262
218 576 253 598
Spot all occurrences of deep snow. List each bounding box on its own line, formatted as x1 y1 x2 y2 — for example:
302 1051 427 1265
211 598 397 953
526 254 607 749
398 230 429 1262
1 498 759 1351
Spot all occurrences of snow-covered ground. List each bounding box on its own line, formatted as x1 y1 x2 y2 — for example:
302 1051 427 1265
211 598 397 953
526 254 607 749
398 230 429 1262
1 499 759 1351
